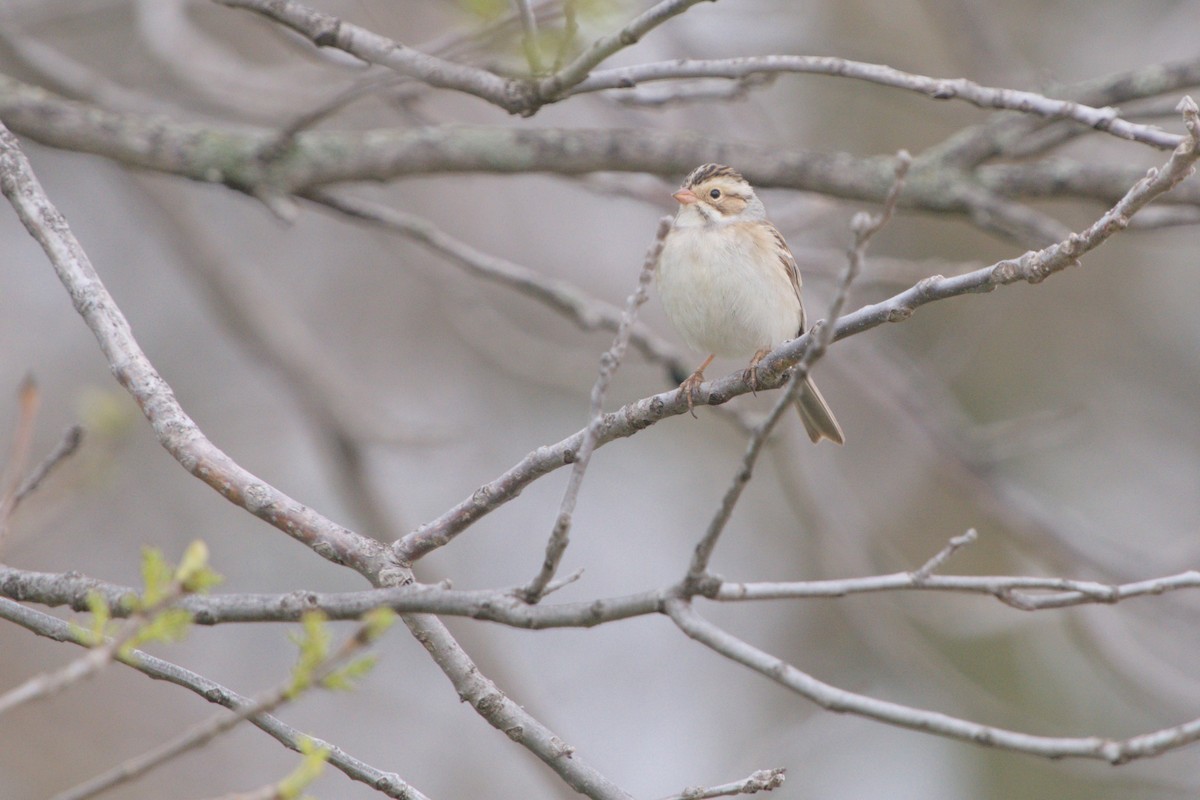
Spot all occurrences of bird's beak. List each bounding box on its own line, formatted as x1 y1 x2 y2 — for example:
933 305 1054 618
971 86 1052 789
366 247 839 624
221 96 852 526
672 188 698 205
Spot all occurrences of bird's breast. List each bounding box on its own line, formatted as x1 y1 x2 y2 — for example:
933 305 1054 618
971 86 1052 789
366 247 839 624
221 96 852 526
657 224 802 358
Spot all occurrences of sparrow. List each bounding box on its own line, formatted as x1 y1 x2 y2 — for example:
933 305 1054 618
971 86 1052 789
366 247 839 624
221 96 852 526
655 163 844 444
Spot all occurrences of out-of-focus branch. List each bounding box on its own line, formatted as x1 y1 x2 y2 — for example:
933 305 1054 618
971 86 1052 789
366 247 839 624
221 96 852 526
5 75 1194 237
514 0 544 74
978 158 1200 206
927 56 1200 167
0 376 40 551
305 191 689 372
0 598 426 800
8 425 82 512
0 120 387 578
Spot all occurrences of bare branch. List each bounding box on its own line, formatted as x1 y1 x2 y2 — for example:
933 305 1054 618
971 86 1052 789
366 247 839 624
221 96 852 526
911 529 979 583
9 561 1200 628
657 768 786 800
575 57 1184 150
684 371 805 585
665 598 1200 764
214 0 712 115
520 217 669 602
399 610 635 800
4 74 1194 235
927 55 1200 167
9 425 83 510
0 120 387 577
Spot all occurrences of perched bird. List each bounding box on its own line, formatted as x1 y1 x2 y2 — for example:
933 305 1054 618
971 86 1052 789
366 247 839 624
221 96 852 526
656 163 844 444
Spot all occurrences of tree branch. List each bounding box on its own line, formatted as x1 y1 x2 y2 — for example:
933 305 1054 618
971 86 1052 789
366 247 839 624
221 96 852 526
10 560 1200 628
657 768 786 800
399 610 635 799
6 74 1193 236
665 598 1200 763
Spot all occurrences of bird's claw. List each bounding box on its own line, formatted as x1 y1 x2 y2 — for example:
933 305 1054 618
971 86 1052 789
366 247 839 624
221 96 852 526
678 370 705 418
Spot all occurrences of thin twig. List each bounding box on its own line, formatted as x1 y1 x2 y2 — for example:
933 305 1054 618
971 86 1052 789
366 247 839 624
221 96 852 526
574 57 1184 150
11 425 83 509
521 217 670 602
610 74 777 108
657 768 786 800
684 374 806 585
911 529 979 583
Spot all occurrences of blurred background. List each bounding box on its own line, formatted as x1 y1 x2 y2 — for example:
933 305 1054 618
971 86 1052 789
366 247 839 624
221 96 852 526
2 0 1200 797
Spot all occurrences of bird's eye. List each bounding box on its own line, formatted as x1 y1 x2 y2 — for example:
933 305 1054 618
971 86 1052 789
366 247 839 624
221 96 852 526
709 188 721 199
